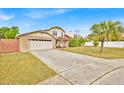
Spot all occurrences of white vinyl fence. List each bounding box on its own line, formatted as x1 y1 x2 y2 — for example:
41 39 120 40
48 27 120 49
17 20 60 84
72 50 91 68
85 41 124 48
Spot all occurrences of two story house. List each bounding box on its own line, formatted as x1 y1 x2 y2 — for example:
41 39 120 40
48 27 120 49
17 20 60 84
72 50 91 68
19 26 71 51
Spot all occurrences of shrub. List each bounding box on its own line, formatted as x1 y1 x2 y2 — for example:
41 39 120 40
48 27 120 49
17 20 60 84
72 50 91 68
93 40 99 46
69 38 80 47
69 38 87 47
79 38 86 46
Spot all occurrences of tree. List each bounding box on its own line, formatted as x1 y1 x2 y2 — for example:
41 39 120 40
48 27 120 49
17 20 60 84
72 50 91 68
86 34 93 41
86 33 100 41
90 20 121 53
0 26 19 39
119 26 124 33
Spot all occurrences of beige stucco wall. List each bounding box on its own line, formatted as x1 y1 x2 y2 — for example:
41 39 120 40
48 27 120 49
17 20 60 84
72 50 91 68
19 32 56 51
46 28 69 48
57 40 69 48
65 41 69 47
46 28 65 37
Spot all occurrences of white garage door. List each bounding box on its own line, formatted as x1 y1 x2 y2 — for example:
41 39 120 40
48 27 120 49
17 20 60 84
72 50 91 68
29 39 53 50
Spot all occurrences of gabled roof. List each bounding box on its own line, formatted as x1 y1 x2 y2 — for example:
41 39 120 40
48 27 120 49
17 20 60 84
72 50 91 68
57 34 72 41
64 34 72 38
48 26 65 32
18 26 65 37
19 30 44 37
18 30 56 39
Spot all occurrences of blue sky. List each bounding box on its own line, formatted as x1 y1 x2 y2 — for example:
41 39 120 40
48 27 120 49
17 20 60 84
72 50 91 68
0 8 124 36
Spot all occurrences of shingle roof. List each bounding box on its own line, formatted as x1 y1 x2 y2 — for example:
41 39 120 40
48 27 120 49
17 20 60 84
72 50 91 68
18 26 65 37
57 34 72 41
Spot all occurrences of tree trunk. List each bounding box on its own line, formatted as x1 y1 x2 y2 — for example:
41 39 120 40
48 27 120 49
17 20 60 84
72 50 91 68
100 38 104 53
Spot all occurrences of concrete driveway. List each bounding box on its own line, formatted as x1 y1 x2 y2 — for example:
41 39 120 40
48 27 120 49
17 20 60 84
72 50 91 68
30 49 124 85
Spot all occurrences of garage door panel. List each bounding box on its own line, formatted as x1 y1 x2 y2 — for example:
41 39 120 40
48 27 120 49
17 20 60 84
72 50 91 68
29 39 53 50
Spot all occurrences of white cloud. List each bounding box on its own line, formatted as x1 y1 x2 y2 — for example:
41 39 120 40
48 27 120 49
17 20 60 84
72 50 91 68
0 10 14 21
56 9 67 13
0 14 14 20
26 9 70 19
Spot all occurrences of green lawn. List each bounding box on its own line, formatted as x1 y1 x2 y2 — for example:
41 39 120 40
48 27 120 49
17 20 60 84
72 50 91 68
61 46 124 59
0 52 56 85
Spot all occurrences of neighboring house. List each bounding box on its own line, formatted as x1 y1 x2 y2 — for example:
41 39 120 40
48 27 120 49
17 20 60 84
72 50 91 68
19 26 71 51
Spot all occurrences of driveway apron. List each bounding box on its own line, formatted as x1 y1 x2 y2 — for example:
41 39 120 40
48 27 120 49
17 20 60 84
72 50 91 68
31 49 124 85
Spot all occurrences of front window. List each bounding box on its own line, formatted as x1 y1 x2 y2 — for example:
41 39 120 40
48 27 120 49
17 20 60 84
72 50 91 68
53 31 57 36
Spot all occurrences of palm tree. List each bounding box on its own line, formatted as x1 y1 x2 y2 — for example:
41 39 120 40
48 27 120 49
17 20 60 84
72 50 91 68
90 20 121 53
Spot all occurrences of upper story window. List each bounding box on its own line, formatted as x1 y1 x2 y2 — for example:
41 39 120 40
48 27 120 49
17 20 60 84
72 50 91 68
53 31 57 36
61 32 64 37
